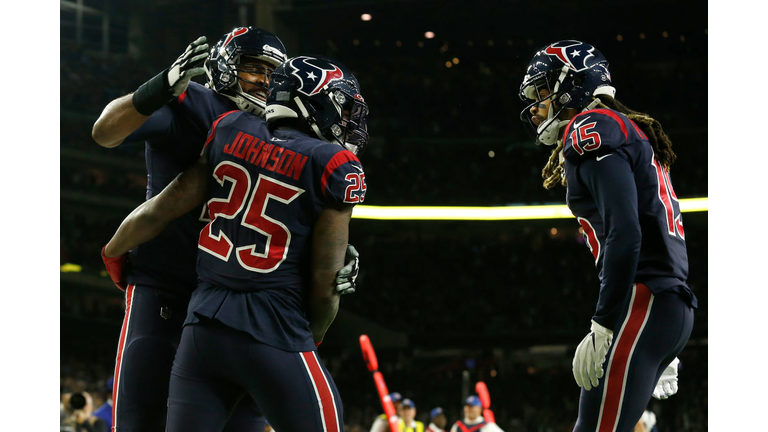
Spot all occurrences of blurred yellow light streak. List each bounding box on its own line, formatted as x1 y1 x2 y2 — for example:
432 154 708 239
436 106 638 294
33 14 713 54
352 197 708 221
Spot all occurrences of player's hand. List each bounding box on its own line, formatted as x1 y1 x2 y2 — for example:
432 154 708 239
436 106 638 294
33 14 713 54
101 245 129 291
572 320 614 391
652 357 680 399
335 244 359 295
168 36 209 97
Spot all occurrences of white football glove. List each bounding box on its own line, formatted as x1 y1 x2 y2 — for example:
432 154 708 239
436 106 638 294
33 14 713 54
335 244 359 295
167 36 209 97
573 320 614 391
652 357 680 400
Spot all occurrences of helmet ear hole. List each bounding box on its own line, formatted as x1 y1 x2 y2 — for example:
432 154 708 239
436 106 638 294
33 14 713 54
305 98 325 112
573 73 586 88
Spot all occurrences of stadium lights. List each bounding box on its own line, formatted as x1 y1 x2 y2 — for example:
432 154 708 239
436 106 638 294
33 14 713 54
351 197 708 221
361 13 372 21
424 31 435 39
61 263 82 273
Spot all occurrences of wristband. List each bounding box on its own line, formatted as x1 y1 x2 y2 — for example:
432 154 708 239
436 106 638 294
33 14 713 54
132 69 173 115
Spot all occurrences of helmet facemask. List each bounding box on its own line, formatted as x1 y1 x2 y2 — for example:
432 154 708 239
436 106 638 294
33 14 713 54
519 65 573 146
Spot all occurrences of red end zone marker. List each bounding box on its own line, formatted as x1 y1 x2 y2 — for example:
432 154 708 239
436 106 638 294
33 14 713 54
360 335 398 432
475 381 496 424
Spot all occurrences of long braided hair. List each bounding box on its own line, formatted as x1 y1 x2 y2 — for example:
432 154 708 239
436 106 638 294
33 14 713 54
541 95 677 189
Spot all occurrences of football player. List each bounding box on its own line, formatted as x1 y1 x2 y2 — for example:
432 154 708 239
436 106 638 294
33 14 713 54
102 55 369 431
518 40 698 432
93 28 359 432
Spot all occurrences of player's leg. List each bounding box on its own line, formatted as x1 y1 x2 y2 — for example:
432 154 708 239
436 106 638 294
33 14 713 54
111 285 188 432
222 395 267 432
166 322 247 432
240 342 344 432
573 283 694 432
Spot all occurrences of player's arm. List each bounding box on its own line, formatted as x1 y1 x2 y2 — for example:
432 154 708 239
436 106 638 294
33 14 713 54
103 156 209 258
91 94 152 148
308 203 353 345
91 36 208 148
580 153 642 330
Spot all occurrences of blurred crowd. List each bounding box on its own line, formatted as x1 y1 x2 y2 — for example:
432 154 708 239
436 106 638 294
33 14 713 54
61 342 707 431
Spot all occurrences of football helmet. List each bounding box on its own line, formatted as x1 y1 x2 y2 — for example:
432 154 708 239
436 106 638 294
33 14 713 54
519 40 616 145
265 56 369 155
205 26 287 116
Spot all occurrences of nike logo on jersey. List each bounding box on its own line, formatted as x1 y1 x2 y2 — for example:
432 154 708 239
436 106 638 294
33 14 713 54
596 154 612 161
573 116 592 130
350 164 364 172
271 137 286 142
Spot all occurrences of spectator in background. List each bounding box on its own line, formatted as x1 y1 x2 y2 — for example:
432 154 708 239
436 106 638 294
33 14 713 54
92 378 113 429
427 407 447 432
62 392 109 432
399 398 424 432
449 396 504 432
371 392 403 432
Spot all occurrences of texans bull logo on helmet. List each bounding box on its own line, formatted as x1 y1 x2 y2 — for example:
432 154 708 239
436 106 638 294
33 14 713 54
288 56 348 96
543 40 597 72
220 27 249 52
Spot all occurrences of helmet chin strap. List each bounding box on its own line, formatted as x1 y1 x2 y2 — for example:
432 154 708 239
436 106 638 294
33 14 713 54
535 66 571 146
222 92 266 116
294 97 327 142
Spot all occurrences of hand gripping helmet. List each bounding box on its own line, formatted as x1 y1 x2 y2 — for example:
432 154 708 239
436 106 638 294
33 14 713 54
205 26 287 117
519 40 616 145
265 56 369 155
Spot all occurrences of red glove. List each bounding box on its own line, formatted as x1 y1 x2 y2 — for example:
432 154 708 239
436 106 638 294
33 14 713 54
102 245 128 291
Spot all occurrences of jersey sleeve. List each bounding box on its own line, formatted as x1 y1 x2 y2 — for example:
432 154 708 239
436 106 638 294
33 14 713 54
312 146 367 206
578 153 642 330
562 109 632 162
124 104 176 145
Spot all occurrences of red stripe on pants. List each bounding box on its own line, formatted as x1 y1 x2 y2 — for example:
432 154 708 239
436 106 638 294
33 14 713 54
301 351 339 432
112 285 135 431
598 283 653 432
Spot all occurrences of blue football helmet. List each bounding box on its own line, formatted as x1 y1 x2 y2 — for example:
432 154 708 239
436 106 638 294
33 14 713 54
265 56 369 155
205 26 287 117
519 40 616 145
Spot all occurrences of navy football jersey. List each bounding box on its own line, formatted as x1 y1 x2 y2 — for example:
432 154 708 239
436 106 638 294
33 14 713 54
123 82 236 295
186 110 366 351
562 108 698 329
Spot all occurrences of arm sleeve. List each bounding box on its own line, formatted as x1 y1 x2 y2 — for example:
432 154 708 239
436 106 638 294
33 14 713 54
124 104 176 145
578 153 642 330
314 147 367 206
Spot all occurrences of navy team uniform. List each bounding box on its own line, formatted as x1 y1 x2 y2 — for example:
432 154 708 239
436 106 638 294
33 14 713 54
166 110 365 432
113 82 264 431
561 108 698 432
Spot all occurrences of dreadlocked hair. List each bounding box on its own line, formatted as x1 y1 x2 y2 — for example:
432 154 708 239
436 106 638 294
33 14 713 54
540 95 677 190
542 139 566 189
594 95 677 169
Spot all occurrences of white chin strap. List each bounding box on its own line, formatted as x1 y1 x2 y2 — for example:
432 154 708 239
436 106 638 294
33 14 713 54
223 93 266 117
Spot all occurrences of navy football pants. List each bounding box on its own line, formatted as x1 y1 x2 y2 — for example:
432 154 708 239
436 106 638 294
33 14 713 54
167 318 344 432
573 283 694 432
112 285 265 432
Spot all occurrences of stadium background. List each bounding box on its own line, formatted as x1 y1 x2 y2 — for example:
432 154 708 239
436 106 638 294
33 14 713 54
60 0 707 430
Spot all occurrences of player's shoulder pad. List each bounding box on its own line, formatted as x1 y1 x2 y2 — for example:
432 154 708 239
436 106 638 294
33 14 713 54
201 110 244 155
174 81 209 105
562 108 633 161
311 142 366 204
